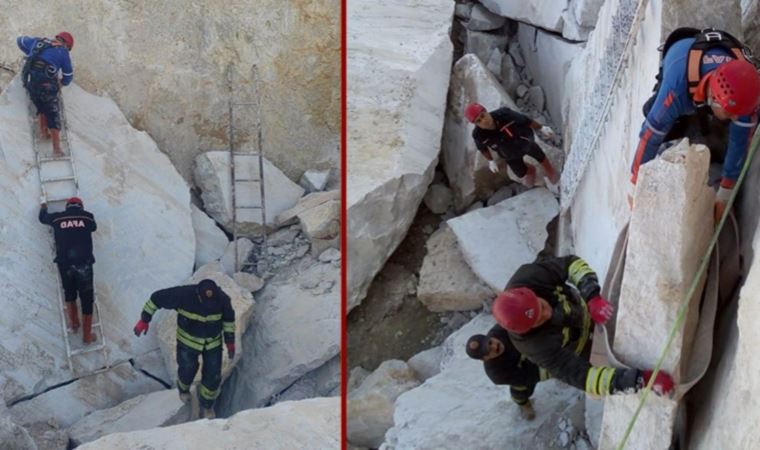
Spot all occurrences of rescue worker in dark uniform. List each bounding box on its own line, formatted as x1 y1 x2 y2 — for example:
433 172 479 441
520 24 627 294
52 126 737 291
38 196 97 344
464 103 560 187
493 255 675 398
466 324 549 420
133 279 236 419
17 32 74 157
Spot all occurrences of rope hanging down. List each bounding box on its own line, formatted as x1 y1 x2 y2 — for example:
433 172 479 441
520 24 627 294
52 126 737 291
616 128 760 449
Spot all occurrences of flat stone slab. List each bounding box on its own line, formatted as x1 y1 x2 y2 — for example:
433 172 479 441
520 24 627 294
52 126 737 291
447 188 559 291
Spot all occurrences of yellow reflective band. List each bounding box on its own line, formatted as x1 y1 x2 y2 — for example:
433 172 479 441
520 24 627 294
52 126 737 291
562 327 570 347
177 379 190 392
586 367 602 395
177 328 205 345
199 384 220 400
539 368 550 381
176 328 223 351
575 303 591 355
512 396 528 405
223 322 235 333
176 333 204 352
177 309 222 323
511 385 528 391
143 299 158 315
600 367 615 396
569 259 594 285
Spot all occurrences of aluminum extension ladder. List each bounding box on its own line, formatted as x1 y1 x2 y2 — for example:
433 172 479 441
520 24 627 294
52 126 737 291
30 90 110 374
227 64 267 273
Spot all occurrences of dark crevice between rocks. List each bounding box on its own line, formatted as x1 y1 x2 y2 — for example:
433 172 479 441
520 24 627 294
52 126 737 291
7 377 80 408
509 17 588 45
128 358 172 389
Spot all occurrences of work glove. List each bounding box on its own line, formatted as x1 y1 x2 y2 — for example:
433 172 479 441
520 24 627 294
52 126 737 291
587 295 614 325
39 194 47 206
538 125 555 140
226 342 235 359
714 186 732 224
540 159 560 184
488 160 499 174
133 319 149 337
641 369 674 396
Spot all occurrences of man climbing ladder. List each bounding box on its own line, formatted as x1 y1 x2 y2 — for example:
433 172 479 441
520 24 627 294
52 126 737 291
133 279 236 419
17 32 74 157
38 196 98 344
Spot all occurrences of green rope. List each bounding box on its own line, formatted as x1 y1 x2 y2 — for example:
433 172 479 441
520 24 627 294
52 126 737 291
615 129 760 450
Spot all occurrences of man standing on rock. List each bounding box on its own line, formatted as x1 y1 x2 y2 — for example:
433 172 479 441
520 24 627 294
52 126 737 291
492 255 675 398
466 325 548 420
464 103 560 188
133 279 236 419
631 28 760 220
38 196 98 344
17 32 74 157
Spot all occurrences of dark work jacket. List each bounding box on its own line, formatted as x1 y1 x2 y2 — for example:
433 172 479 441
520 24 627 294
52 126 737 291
141 285 236 352
482 324 544 405
472 107 544 161
38 205 96 266
506 256 640 396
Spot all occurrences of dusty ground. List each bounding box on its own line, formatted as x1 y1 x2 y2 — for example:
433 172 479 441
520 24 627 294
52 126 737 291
347 203 472 371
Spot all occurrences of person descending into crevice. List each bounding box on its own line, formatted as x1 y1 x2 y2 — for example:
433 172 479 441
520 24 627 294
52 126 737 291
133 279 236 419
17 32 74 157
631 28 760 220
38 196 98 344
466 324 550 421
492 255 675 398
465 103 560 188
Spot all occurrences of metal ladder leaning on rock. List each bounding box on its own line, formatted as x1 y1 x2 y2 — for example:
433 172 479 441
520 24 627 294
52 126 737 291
227 63 267 273
30 91 110 374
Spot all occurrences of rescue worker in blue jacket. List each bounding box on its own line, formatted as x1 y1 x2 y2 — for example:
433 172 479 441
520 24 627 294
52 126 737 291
17 32 74 157
631 31 760 220
133 279 236 419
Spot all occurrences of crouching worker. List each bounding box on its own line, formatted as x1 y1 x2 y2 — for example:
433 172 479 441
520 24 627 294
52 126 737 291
466 324 549 420
133 279 236 419
493 255 674 397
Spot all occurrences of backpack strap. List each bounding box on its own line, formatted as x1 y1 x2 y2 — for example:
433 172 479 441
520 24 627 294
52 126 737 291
687 28 748 102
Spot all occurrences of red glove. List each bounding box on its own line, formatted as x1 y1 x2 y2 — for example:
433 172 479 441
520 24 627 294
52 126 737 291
226 342 235 359
642 369 674 396
587 296 614 325
133 319 149 337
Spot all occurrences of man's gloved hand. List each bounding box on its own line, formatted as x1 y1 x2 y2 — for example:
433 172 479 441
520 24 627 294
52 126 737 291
133 319 149 337
488 160 499 174
714 186 732 224
40 194 47 206
641 369 674 396
587 295 614 325
538 125 555 140
226 342 235 359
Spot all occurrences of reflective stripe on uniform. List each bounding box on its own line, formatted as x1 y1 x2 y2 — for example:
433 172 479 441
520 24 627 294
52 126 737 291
585 366 616 396
176 328 223 352
511 385 528 391
568 259 594 286
539 368 550 381
143 299 158 315
223 321 235 333
177 309 222 323
177 379 190 393
199 383 220 400
575 302 591 355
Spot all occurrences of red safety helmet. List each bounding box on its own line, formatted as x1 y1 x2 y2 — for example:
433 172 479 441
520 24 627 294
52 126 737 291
56 32 74 50
464 103 486 123
66 196 83 207
709 59 760 116
492 287 541 334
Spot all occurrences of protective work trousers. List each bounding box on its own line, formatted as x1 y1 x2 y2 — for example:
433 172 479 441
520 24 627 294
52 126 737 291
176 342 223 409
26 68 61 129
58 263 94 314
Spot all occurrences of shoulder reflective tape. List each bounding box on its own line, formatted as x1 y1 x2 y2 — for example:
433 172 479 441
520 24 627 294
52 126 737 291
223 322 235 333
568 259 595 285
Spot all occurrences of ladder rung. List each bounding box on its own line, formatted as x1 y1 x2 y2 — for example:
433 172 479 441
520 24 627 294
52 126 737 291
236 206 263 209
41 175 76 183
231 102 257 106
235 179 261 183
39 156 71 163
46 197 72 203
232 152 261 156
70 344 106 356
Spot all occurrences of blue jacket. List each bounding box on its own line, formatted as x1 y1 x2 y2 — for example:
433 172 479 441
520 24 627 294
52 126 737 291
17 36 73 86
632 38 758 188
